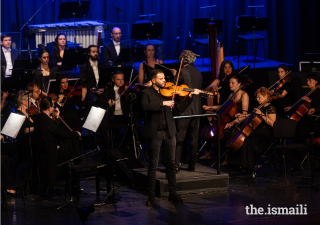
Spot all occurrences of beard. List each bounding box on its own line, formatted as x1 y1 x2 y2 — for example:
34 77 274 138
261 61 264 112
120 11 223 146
90 55 99 61
155 80 165 89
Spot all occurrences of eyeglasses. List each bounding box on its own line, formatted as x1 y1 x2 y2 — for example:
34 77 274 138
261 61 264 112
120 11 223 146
34 90 41 93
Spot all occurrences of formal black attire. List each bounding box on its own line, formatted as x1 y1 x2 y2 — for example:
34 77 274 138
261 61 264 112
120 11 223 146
141 86 193 197
227 104 278 170
34 112 80 187
1 47 19 81
141 60 161 82
33 65 59 93
171 64 203 168
217 73 233 104
51 49 64 69
104 41 129 67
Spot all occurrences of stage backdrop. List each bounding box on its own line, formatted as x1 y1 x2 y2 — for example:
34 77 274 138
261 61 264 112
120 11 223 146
1 0 320 69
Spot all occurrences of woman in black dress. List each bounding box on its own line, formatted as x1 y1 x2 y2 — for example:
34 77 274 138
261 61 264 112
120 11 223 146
33 48 58 94
51 33 68 69
227 87 278 173
138 45 163 87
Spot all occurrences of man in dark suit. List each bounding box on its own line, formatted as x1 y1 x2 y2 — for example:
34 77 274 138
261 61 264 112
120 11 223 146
104 27 129 67
141 69 200 206
34 97 82 188
171 50 203 172
1 34 19 80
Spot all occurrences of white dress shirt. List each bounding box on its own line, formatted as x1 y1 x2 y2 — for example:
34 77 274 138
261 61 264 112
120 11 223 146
113 85 123 115
113 40 120 56
89 59 99 86
2 47 13 76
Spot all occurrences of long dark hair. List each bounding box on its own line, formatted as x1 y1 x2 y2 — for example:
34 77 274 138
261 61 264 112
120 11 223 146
53 33 68 56
219 60 234 81
143 45 157 65
277 64 289 72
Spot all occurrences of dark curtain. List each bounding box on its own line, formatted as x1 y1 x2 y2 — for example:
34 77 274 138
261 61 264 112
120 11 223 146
2 0 320 70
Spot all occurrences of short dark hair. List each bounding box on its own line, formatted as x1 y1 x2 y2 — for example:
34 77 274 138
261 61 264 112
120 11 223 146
26 82 40 92
40 97 53 111
1 35 11 42
278 64 289 72
229 75 242 84
112 70 124 79
150 69 164 80
87 45 98 54
306 72 319 82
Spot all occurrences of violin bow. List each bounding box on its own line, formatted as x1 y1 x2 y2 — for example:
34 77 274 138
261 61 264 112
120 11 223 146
115 75 139 101
172 57 184 101
268 70 292 90
62 79 79 105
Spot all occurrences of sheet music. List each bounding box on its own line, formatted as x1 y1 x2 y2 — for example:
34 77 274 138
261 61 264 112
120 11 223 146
1 113 26 139
82 106 106 132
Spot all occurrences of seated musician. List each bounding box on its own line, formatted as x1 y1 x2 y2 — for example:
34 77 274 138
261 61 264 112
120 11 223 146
270 64 301 118
1 34 20 79
33 47 59 94
227 87 277 174
202 75 249 163
205 60 234 104
33 97 83 188
25 82 41 108
285 72 320 118
104 27 129 67
51 33 67 69
138 45 163 87
53 75 87 131
79 45 106 99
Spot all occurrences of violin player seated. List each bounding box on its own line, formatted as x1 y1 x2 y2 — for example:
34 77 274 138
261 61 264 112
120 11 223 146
33 97 85 189
53 75 87 132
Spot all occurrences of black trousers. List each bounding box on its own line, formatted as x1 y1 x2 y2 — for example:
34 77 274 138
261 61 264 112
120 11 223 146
175 118 200 167
147 131 177 197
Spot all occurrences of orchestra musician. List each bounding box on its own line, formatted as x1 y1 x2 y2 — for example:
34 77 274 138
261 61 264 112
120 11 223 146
171 50 203 172
205 60 234 104
1 34 20 80
138 45 163 87
227 87 277 174
104 27 129 67
25 82 41 108
141 69 200 206
51 33 68 69
202 75 249 164
33 47 59 94
53 75 87 131
33 97 83 188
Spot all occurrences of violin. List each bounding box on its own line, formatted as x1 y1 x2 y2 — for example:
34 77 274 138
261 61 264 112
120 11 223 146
160 82 215 100
28 105 41 115
286 85 320 121
118 82 140 95
268 70 292 94
201 85 243 142
226 96 279 152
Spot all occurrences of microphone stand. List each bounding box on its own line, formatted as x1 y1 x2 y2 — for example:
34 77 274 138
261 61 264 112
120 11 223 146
97 0 125 24
26 92 34 196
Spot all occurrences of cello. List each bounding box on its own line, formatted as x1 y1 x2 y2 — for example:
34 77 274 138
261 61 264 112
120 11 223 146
226 96 278 152
201 85 243 142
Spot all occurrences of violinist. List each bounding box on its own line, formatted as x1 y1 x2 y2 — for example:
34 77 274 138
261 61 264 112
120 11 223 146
33 47 59 94
51 33 68 69
138 45 163 87
202 75 249 164
205 60 234 104
25 82 41 108
141 69 200 206
171 50 203 172
33 97 83 188
227 87 277 174
53 75 87 131
270 64 301 117
285 72 320 119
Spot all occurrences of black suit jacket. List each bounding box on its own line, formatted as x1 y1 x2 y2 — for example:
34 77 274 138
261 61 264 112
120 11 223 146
1 48 19 80
141 86 193 139
34 113 80 187
172 64 203 116
79 61 107 89
104 41 129 67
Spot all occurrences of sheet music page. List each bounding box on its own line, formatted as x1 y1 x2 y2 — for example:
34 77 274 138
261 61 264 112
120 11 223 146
82 106 106 132
1 113 26 139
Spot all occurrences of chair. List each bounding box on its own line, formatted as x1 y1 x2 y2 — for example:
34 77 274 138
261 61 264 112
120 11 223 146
235 15 267 63
1 179 28 223
273 119 310 186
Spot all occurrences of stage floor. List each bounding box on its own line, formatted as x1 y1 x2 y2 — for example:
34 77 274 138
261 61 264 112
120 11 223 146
3 156 320 225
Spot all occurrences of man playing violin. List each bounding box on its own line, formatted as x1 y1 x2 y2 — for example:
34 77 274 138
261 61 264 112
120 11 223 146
25 82 41 108
141 69 200 206
53 75 87 131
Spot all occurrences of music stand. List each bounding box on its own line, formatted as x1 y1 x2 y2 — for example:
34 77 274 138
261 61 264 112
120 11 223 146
131 22 163 43
62 48 88 72
58 1 91 48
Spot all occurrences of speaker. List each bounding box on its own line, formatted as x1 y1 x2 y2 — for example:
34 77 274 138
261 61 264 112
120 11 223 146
101 148 144 183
